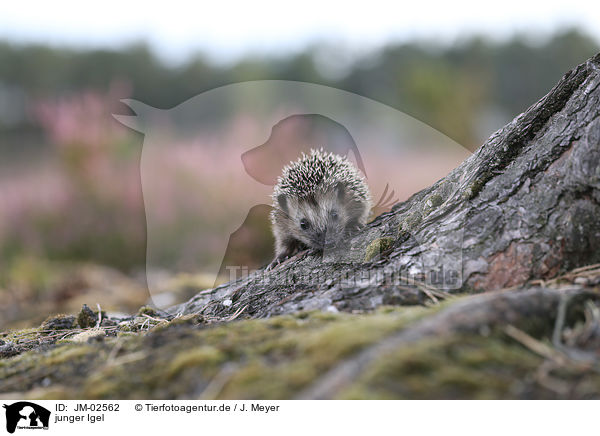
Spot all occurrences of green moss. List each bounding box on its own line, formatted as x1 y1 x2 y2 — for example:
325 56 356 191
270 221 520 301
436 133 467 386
265 315 303 330
150 314 204 332
5 306 433 398
398 211 423 234
117 322 136 332
420 193 446 217
336 333 598 399
298 314 408 369
364 237 395 262
463 172 493 200
166 346 225 379
4 296 600 400
84 367 129 399
97 308 422 398
45 344 96 365
77 304 99 328
2 328 39 344
137 306 159 317
427 193 444 208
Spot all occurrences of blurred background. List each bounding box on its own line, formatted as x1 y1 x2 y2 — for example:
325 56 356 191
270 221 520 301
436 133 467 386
0 0 599 328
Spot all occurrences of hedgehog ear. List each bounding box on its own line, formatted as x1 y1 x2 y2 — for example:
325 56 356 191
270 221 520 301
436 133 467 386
277 194 289 213
335 182 346 201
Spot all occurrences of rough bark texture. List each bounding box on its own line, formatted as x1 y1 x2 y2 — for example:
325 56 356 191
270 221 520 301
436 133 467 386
172 52 600 321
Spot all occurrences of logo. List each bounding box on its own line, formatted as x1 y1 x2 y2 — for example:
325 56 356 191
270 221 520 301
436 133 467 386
113 81 470 304
2 402 50 433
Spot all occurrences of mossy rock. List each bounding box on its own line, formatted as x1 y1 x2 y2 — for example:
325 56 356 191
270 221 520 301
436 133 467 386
41 314 76 331
77 304 105 328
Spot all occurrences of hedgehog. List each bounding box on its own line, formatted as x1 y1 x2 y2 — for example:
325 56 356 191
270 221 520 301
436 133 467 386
268 148 372 267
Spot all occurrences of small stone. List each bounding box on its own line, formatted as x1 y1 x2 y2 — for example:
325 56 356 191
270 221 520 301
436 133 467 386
223 299 233 307
574 277 590 285
77 304 98 328
41 314 76 331
137 306 159 317
0 342 18 358
101 318 118 327
68 329 106 343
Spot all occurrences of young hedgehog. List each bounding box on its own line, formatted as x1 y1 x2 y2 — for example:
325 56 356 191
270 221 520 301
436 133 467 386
269 148 372 267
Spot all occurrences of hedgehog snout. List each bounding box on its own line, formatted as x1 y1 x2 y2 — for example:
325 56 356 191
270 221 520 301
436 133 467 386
314 230 326 247
323 227 343 249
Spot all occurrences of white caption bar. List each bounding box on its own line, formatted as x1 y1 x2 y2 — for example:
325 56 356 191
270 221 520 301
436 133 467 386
0 400 595 435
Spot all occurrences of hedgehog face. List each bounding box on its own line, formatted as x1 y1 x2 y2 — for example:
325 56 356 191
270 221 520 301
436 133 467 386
277 184 364 251
271 149 372 260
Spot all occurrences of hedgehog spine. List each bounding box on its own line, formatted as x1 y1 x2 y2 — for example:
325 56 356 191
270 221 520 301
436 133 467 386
269 148 371 267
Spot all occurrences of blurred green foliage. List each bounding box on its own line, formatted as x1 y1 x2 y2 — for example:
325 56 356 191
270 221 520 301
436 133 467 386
0 28 597 148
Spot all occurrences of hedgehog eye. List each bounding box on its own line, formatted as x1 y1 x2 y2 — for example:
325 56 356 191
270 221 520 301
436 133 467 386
300 218 310 230
330 210 339 221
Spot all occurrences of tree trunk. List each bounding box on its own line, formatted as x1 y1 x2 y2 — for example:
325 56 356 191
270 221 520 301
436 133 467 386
172 52 600 321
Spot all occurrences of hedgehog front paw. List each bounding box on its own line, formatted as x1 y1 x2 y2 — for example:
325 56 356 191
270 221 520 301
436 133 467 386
266 254 289 271
306 248 321 257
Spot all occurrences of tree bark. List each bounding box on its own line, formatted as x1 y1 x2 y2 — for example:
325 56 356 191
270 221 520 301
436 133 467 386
171 52 600 321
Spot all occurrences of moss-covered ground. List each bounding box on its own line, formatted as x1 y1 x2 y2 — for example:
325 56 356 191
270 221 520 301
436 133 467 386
2 292 599 399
